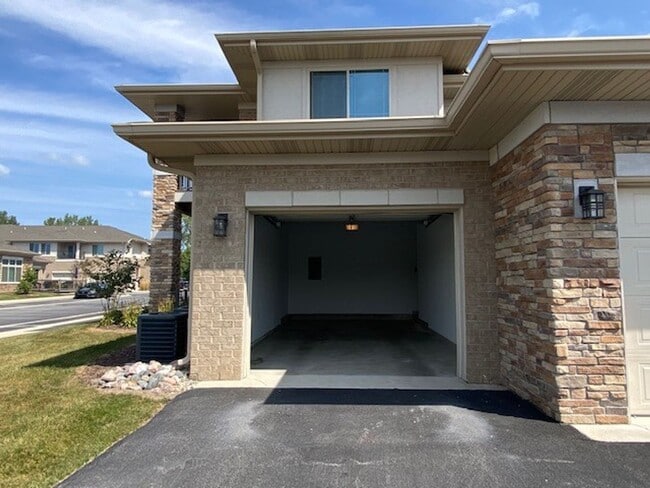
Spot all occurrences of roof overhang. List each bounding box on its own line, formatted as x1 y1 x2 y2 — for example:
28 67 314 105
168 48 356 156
217 25 489 96
116 84 249 121
114 34 650 169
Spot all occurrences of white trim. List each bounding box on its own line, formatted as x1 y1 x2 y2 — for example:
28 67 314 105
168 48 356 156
243 202 467 382
150 229 181 240
196 151 489 166
453 207 467 380
490 101 650 164
245 188 464 208
616 153 650 177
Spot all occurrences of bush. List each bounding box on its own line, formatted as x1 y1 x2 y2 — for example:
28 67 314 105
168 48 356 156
15 267 38 295
157 297 175 313
15 280 32 295
121 304 143 328
99 309 123 327
138 278 150 291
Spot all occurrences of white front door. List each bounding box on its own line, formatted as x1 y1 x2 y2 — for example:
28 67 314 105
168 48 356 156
619 186 650 415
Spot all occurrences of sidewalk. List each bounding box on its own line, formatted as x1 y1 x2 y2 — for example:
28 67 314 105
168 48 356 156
0 294 75 307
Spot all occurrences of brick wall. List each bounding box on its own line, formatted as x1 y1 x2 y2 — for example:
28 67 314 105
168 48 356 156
149 174 181 309
189 161 497 382
491 124 627 424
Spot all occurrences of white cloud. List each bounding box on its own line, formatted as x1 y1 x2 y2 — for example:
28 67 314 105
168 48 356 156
46 152 90 166
566 14 598 37
0 0 266 81
474 1 540 26
0 163 9 176
138 190 152 198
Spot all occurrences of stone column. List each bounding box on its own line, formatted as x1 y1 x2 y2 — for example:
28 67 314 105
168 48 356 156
149 171 182 310
148 104 185 310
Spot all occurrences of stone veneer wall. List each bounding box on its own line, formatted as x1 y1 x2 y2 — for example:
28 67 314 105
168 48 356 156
612 124 650 155
189 161 497 381
149 174 181 309
492 124 627 424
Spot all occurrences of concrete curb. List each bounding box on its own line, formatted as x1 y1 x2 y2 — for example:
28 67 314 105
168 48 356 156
0 294 75 307
0 314 103 339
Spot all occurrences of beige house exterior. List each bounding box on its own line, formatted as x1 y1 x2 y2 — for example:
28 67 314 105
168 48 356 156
0 225 150 290
114 25 650 424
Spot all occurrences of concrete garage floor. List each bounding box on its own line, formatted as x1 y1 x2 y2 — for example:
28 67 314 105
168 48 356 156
251 318 456 376
59 389 650 488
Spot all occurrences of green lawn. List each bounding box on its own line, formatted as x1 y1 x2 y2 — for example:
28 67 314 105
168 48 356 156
0 292 66 301
0 325 166 488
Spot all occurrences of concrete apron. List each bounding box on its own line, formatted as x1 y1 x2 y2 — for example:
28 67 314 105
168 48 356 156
573 417 650 443
195 372 505 390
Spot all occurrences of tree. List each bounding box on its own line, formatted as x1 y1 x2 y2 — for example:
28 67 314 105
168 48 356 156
81 250 139 315
43 214 99 226
0 210 18 224
180 215 191 281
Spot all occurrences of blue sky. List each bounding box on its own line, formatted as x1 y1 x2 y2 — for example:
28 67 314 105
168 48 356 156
0 1 649 237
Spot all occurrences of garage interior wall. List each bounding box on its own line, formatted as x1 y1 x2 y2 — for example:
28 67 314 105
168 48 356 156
250 217 457 340
286 221 418 314
416 214 457 343
251 216 288 342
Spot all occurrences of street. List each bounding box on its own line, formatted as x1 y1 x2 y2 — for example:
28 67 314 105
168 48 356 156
0 292 149 337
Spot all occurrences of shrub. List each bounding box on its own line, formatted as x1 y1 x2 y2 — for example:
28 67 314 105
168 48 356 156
15 267 38 295
157 297 175 313
121 304 143 328
99 309 123 327
138 278 150 291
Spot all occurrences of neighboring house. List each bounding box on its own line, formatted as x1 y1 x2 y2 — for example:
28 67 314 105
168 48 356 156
0 225 150 289
0 244 49 292
114 25 650 425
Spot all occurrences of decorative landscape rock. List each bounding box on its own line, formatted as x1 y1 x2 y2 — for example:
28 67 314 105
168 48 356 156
93 360 191 394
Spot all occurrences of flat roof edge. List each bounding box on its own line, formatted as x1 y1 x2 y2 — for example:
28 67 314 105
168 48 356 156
216 24 490 44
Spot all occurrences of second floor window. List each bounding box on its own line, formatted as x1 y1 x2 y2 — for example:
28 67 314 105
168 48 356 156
29 242 51 254
310 69 389 119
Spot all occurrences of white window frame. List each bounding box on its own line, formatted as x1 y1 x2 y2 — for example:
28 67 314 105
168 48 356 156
309 68 390 119
1 256 24 283
29 242 51 255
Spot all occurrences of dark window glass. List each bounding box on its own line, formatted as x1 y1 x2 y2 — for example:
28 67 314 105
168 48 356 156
310 71 346 119
307 256 322 280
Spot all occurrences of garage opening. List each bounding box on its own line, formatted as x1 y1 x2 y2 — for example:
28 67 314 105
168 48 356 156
249 212 459 378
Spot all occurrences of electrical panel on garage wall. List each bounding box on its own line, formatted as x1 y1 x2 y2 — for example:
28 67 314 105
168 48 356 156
308 256 322 280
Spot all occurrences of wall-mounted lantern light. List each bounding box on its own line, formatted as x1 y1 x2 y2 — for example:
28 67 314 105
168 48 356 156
345 215 359 232
578 186 605 219
213 213 229 237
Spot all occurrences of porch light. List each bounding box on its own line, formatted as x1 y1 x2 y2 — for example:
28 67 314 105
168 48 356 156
578 186 605 219
213 213 229 237
345 215 359 232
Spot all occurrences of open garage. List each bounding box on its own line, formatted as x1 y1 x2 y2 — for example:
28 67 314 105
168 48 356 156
248 211 461 379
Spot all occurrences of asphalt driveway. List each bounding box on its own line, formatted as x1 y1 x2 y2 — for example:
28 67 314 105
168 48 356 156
59 389 650 488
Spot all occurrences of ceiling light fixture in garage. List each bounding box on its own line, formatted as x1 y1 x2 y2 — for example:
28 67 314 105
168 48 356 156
345 215 359 232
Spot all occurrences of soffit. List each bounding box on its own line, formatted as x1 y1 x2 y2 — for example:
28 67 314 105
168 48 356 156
116 84 250 121
217 25 488 95
113 35 650 163
445 36 650 149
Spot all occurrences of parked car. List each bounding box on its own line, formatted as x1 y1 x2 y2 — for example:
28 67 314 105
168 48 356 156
74 282 106 299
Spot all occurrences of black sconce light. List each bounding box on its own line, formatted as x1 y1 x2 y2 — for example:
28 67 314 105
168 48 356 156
345 215 359 232
213 213 229 237
578 186 605 219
